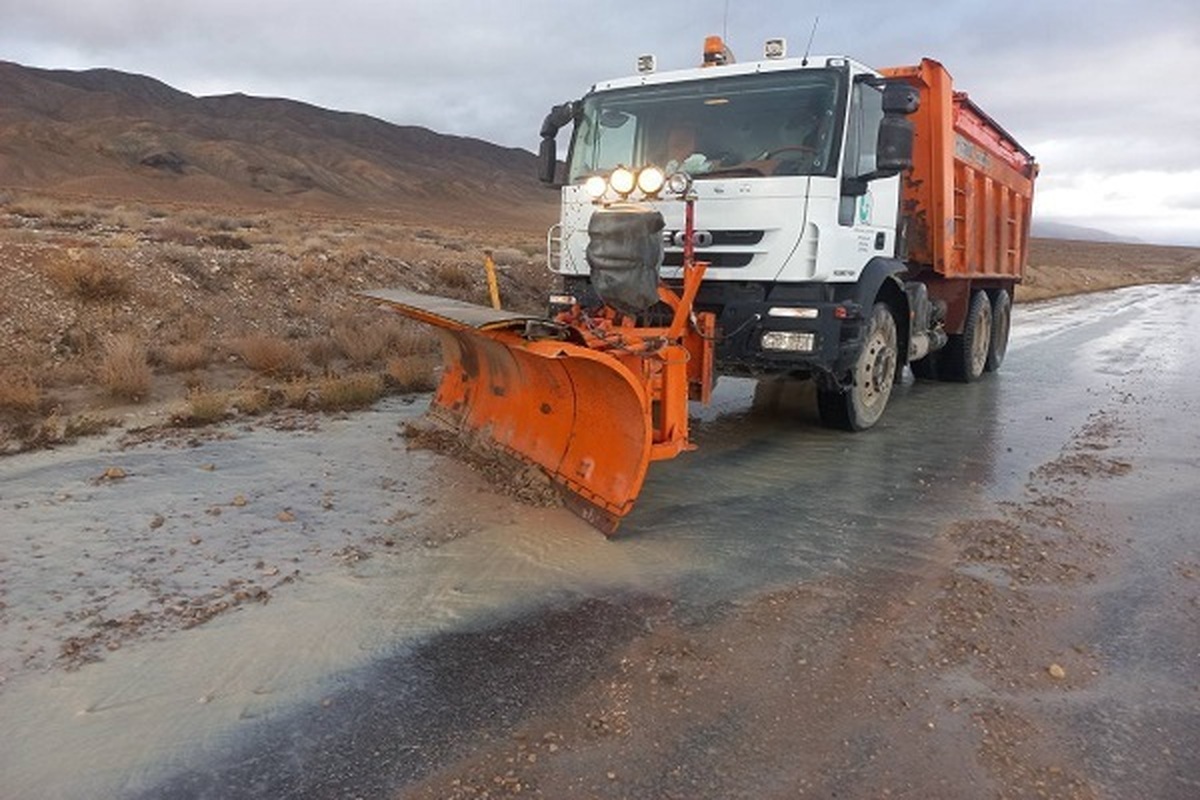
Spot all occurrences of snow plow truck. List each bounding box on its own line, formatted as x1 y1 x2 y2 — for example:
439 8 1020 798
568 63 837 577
365 37 1038 533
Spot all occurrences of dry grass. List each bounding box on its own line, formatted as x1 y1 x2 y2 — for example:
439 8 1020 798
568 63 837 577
46 251 131 301
433 262 476 290
6 195 61 219
175 389 231 426
232 334 306 377
231 387 272 415
306 336 340 368
385 355 437 393
157 342 209 372
280 379 315 408
146 221 203 247
63 414 116 439
315 372 384 411
97 334 153 401
0 371 43 412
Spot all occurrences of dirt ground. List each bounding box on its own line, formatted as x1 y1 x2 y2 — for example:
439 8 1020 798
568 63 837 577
2 191 1199 798
394 408 1142 800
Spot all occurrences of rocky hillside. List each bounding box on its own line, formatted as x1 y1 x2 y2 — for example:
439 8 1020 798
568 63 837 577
0 60 558 229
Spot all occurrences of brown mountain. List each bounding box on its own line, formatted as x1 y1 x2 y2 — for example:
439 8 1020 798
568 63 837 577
0 60 557 228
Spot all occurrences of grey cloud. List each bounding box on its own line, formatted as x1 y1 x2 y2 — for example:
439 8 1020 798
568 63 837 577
1 0 1198 241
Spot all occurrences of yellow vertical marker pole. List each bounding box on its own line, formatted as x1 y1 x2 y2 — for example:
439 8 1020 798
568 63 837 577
483 249 502 310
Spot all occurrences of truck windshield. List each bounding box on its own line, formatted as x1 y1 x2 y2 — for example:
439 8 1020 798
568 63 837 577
568 69 844 182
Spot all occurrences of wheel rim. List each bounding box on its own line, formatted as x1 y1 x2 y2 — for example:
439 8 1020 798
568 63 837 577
856 313 896 412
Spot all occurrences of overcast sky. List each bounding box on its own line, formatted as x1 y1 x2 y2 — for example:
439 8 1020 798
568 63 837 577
2 0 1198 244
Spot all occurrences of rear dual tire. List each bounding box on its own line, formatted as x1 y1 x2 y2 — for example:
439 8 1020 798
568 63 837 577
933 289 993 383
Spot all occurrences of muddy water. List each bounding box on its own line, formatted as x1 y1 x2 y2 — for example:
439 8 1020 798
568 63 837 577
0 403 704 798
2 282 1198 798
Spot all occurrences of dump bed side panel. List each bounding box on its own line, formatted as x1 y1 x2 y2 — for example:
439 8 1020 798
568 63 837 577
881 59 1036 280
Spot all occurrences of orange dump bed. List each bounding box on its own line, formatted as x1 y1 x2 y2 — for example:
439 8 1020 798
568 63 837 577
881 59 1037 280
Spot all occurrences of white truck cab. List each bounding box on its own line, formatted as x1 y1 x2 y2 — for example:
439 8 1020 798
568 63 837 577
538 37 931 430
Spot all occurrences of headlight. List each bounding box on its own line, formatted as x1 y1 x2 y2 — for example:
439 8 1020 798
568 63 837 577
610 166 636 196
584 175 608 200
637 166 665 196
667 171 692 196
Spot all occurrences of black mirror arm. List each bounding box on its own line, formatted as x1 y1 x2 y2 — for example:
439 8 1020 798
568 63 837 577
540 101 579 138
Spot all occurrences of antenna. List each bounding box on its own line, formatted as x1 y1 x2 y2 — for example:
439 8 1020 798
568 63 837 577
801 16 819 66
722 0 730 41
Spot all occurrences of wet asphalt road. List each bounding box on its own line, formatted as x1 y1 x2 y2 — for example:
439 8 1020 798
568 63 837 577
2 281 1198 799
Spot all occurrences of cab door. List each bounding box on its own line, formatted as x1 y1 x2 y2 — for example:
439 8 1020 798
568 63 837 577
834 77 901 264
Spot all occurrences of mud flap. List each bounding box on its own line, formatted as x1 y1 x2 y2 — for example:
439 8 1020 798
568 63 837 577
361 289 652 533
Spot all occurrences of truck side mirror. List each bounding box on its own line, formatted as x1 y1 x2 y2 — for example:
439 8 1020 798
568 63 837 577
538 137 559 185
876 116 914 174
875 82 919 176
538 101 578 186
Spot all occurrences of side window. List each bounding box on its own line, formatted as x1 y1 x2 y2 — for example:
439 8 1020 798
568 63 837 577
843 82 884 179
839 80 885 226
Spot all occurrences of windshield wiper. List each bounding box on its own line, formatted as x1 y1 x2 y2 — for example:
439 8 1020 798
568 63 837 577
693 165 766 179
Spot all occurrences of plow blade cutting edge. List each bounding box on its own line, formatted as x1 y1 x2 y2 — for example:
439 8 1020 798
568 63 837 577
361 289 652 533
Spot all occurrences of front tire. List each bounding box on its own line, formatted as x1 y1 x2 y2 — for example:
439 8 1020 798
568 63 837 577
817 302 898 431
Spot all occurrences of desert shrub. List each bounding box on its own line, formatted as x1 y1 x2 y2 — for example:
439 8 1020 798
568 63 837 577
175 389 231 426
315 372 384 411
391 324 440 356
385 355 437 393
306 336 340 368
7 196 59 219
490 247 526 265
280 379 314 408
332 319 391 365
108 231 141 249
201 232 252 250
157 342 209 372
101 206 147 231
162 242 204 269
46 252 131 301
63 414 116 439
97 334 152 401
232 334 306 377
433 262 475 289
0 371 43 412
231 387 272 415
148 221 202 247
42 205 103 230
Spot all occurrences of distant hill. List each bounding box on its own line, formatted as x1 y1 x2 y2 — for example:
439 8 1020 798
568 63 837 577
0 60 558 229
1032 219 1139 244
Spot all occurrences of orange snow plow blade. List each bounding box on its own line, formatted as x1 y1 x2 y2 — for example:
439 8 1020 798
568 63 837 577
360 289 653 533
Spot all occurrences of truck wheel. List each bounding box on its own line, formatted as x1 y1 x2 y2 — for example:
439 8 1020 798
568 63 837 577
985 289 1011 372
941 290 992 382
817 302 898 431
